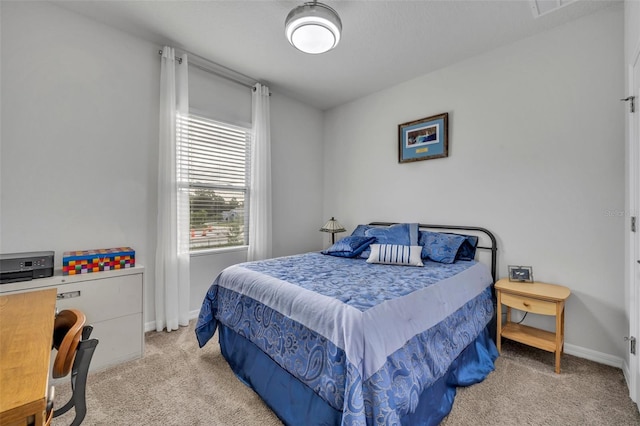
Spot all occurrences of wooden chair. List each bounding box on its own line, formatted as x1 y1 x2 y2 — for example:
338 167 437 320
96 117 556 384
52 309 85 379
51 309 99 426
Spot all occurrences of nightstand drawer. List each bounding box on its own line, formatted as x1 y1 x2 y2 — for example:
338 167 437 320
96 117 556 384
501 292 556 315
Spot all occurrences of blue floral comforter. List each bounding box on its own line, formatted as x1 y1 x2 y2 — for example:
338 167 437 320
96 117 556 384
196 252 494 425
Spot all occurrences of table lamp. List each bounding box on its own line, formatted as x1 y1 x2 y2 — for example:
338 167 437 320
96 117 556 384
320 217 346 245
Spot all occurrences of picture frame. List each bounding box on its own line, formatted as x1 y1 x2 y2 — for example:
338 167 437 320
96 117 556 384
398 112 449 163
508 265 534 283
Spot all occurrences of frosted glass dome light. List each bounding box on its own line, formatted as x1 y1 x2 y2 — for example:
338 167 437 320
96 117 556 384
285 2 342 54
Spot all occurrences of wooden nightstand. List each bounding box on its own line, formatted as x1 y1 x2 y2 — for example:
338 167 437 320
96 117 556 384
495 278 571 374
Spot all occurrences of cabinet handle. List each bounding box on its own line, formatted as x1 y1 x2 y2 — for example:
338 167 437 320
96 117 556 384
57 290 81 300
522 302 530 308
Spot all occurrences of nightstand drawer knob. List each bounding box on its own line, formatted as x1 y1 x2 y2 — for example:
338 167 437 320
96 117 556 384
523 302 530 307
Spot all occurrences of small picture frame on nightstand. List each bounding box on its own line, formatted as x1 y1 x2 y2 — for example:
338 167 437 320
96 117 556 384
508 265 533 282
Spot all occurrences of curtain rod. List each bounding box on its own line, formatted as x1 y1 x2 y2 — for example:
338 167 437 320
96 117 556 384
158 48 260 90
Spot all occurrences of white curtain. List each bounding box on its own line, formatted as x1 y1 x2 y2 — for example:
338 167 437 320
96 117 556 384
155 46 190 332
248 83 272 261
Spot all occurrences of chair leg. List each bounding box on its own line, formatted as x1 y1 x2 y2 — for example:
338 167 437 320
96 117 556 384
53 393 74 417
53 338 98 426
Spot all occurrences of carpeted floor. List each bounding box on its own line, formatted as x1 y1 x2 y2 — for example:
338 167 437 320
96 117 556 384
53 322 640 425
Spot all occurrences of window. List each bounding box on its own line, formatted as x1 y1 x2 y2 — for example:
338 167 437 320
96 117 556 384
178 113 251 251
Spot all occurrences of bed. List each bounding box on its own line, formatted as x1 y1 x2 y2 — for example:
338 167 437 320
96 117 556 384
195 222 499 425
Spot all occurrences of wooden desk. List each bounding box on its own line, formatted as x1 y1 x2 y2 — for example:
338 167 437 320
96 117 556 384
0 288 57 426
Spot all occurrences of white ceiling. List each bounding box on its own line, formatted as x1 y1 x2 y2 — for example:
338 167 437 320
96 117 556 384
54 0 620 111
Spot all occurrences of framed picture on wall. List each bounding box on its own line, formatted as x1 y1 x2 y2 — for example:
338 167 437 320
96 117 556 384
398 112 449 163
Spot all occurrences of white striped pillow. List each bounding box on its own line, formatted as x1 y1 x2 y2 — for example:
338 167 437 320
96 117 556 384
366 244 424 267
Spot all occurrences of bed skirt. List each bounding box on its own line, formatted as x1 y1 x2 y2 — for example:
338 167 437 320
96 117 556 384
218 324 498 426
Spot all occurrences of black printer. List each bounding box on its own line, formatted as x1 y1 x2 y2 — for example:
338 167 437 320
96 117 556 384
0 251 54 283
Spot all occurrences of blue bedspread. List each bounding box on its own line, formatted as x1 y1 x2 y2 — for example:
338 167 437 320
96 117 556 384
196 252 495 425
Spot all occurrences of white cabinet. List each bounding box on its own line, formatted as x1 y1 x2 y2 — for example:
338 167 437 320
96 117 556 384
0 266 144 372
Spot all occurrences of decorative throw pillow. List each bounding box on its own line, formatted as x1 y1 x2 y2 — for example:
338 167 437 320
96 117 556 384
418 231 466 264
350 224 373 237
360 223 419 258
321 236 376 258
366 244 424 267
454 234 479 261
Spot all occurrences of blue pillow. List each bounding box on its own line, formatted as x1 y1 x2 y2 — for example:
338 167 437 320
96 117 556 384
418 231 466 264
350 224 373 237
452 234 478 261
361 223 419 258
350 225 374 257
321 236 376 258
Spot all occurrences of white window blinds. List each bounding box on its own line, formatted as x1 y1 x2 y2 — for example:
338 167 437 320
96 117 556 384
178 113 251 251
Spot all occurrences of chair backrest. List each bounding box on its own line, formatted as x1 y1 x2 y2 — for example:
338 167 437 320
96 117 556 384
52 309 86 379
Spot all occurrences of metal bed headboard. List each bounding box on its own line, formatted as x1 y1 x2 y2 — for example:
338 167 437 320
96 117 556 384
368 222 498 282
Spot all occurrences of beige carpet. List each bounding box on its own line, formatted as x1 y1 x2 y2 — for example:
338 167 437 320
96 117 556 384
53 322 640 425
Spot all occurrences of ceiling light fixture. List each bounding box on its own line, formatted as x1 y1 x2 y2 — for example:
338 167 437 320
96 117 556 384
285 1 342 54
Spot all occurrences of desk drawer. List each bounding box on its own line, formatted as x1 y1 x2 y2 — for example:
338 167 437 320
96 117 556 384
501 292 556 316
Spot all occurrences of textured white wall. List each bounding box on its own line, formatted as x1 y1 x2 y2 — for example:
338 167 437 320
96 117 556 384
323 6 625 358
0 1 159 321
0 2 325 324
626 0 640 63
189 65 251 127
270 93 326 258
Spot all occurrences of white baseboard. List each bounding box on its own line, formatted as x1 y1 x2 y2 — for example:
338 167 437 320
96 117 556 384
622 360 634 401
189 308 200 320
564 342 624 369
143 309 201 333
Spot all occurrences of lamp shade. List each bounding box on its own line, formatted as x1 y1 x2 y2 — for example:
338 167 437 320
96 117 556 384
319 217 346 233
285 2 342 54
